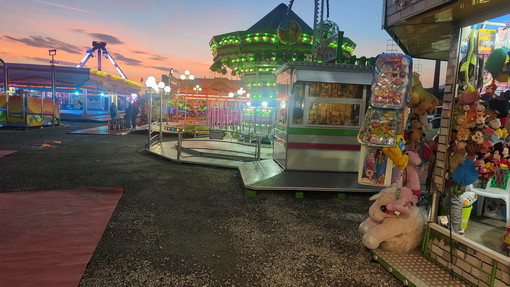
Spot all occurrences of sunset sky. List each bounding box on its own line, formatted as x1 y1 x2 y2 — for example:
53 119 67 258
2 0 446 87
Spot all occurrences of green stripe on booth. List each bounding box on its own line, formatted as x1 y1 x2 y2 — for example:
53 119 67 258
287 127 359 136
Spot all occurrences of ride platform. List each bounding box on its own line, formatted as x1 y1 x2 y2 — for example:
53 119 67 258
147 139 377 195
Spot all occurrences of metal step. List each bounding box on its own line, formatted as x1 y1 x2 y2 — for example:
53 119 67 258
372 249 468 287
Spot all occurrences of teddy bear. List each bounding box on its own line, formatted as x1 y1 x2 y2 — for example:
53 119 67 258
358 186 427 253
408 118 424 149
408 73 439 115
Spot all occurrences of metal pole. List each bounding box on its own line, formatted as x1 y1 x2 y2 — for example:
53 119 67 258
177 130 182 160
177 80 181 121
147 88 153 149
184 80 188 129
51 60 56 124
256 136 261 160
0 59 9 122
159 89 163 143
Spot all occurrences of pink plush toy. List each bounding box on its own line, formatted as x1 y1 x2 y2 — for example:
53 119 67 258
359 186 427 253
386 187 419 217
391 149 422 198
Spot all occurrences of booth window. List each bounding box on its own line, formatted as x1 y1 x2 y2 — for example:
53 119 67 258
307 102 360 126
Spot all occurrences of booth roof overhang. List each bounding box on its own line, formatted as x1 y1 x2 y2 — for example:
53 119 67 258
0 63 141 96
383 0 510 61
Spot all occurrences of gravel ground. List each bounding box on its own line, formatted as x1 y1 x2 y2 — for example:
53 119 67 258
0 121 404 287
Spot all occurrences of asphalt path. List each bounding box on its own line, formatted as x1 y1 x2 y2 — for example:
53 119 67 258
0 121 403 287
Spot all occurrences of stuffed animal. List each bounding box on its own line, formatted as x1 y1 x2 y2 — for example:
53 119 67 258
417 113 432 132
485 47 509 83
488 91 510 126
408 118 424 149
458 90 481 106
408 73 439 115
480 83 498 103
391 150 422 198
449 148 467 174
382 135 409 170
358 186 427 253
459 191 478 234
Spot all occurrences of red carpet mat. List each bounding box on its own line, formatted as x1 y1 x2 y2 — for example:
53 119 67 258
0 150 17 157
0 186 124 287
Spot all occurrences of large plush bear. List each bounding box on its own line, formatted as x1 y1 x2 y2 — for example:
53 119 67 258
358 186 427 253
408 73 439 115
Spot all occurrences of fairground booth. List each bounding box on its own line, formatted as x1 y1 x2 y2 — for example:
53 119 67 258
376 0 510 286
0 60 141 127
274 62 372 172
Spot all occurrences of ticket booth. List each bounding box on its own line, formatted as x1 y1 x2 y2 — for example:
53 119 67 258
274 62 373 172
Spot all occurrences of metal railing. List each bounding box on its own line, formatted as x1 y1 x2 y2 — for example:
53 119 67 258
176 129 266 162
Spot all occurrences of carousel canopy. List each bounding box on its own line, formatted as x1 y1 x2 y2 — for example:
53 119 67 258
247 3 313 33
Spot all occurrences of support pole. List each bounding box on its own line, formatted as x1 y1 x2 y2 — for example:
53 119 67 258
159 90 163 143
0 59 8 122
147 89 153 149
177 131 182 160
51 61 56 124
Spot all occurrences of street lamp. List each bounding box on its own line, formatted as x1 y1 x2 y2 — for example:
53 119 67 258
0 58 8 121
49 49 57 124
179 70 194 126
157 81 171 142
145 76 157 148
193 84 202 118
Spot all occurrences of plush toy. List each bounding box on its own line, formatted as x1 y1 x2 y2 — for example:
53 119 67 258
391 150 422 198
408 118 424 149
488 92 510 126
382 135 409 170
417 113 432 132
459 191 478 234
404 150 422 198
480 83 498 103
451 157 479 186
358 186 427 253
449 142 467 174
408 73 439 115
485 47 510 83
458 90 481 106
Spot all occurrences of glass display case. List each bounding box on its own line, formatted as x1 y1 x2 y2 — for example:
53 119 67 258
274 62 373 172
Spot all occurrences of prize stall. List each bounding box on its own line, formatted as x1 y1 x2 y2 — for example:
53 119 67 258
274 62 373 172
360 1 510 286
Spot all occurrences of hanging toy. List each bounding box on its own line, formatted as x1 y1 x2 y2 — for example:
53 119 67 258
485 47 510 83
458 28 477 92
382 135 409 170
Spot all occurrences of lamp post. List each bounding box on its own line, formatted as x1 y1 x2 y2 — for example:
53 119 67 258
180 70 194 129
157 81 171 142
49 49 57 124
0 58 8 122
145 76 157 148
193 84 202 118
